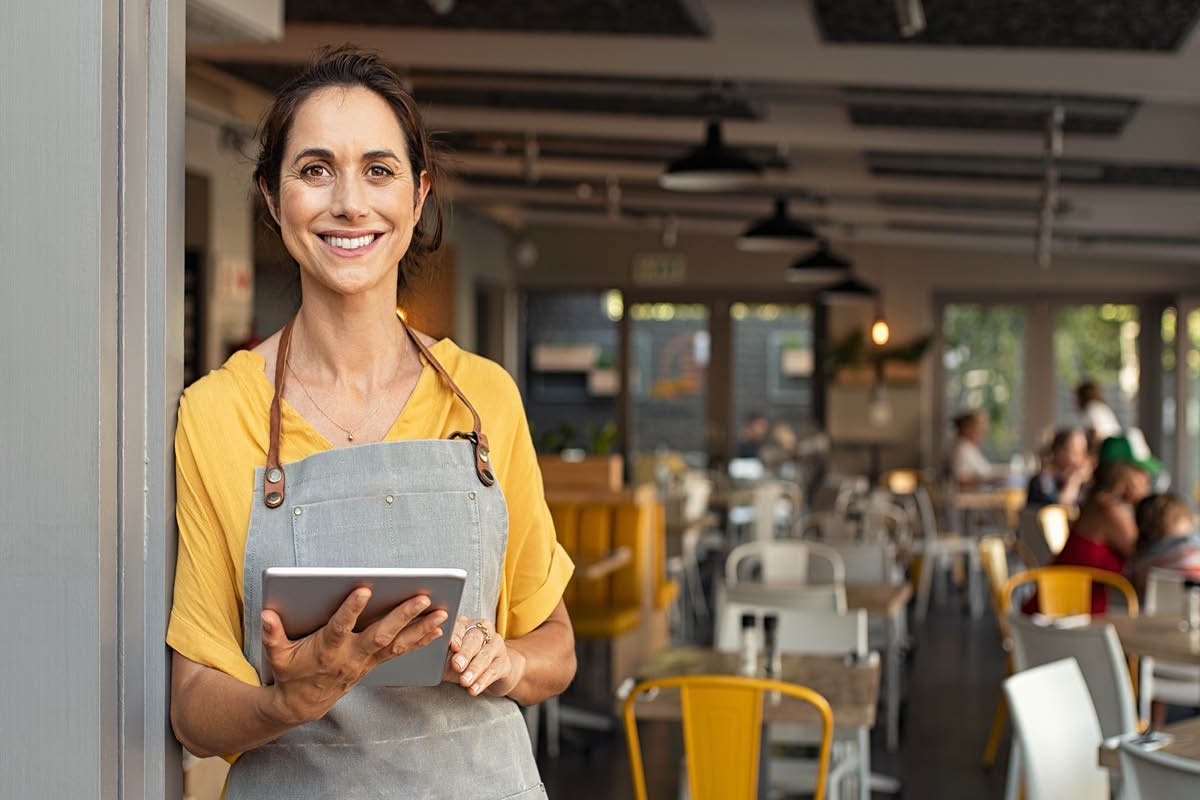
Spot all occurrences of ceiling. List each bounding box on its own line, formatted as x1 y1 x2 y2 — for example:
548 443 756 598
187 0 1200 262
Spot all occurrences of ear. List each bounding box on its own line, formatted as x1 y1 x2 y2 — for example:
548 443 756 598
258 175 281 227
414 170 431 217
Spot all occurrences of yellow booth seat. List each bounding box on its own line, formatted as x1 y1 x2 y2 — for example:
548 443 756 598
547 485 677 708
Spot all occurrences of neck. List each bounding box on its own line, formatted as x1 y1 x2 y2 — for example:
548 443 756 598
290 280 411 389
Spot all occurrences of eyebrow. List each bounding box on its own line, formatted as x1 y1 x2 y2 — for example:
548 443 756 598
291 148 402 165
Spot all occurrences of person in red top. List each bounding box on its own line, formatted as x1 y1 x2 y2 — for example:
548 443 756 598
1049 459 1149 613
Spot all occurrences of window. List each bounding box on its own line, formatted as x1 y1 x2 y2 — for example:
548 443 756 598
1053 304 1140 431
943 304 1027 460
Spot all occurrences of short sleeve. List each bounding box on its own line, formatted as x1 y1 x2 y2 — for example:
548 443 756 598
166 392 261 688
491 378 574 640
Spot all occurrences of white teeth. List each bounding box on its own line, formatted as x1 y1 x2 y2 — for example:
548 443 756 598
323 234 375 250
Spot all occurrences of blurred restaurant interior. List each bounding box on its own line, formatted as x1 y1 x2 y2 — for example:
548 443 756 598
179 1 1200 798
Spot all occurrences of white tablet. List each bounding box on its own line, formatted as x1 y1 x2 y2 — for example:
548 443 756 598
261 566 467 687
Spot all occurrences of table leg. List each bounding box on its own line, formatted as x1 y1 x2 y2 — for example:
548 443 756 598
886 608 903 752
857 727 870 800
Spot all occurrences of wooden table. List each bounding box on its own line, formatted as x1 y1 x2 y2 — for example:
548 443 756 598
1111 615 1200 665
630 647 880 728
954 487 1027 531
848 582 913 752
1098 716 1200 771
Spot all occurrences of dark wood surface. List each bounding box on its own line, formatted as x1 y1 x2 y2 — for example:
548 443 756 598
629 647 880 727
1111 615 1200 665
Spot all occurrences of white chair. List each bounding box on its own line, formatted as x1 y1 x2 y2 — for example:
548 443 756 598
1008 615 1138 739
713 595 871 800
725 540 846 586
819 540 902 585
1119 738 1200 800
1139 568 1200 721
908 485 985 621
1003 658 1110 800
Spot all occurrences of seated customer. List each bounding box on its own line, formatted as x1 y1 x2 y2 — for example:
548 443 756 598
947 410 1002 489
1027 427 1091 508
1049 460 1149 614
1132 493 1200 593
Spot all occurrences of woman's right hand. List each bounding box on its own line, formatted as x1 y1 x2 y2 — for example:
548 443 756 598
260 588 448 726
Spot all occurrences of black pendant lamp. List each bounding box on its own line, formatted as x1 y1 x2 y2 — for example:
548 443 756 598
737 198 818 253
659 120 763 192
820 276 878 305
786 240 852 283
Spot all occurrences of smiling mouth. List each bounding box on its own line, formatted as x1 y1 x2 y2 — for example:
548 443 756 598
320 232 381 251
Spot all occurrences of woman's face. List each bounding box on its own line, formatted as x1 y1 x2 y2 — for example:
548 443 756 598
264 85 430 299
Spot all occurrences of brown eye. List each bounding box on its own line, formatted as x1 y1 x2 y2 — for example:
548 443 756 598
302 164 330 178
368 165 394 178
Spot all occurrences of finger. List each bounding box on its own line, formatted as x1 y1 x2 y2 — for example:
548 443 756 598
320 588 372 650
462 642 506 695
360 594 433 656
450 624 488 673
448 615 471 652
260 609 291 665
460 637 502 689
386 610 448 658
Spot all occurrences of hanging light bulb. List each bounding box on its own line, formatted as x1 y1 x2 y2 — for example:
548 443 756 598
660 120 763 192
736 198 818 253
871 314 890 346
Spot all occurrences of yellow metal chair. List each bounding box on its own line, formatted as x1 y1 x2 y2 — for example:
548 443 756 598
1000 566 1139 618
1036 505 1070 558
978 535 1036 768
623 675 833 800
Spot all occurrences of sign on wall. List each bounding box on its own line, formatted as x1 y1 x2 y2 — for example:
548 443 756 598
632 252 688 286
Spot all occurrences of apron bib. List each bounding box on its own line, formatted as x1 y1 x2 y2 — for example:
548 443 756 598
225 317 544 799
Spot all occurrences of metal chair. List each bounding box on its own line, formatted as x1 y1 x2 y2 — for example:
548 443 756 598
1118 737 1200 800
1003 658 1110 800
623 674 834 800
725 539 846 586
1138 568 1200 722
1000 565 1140 618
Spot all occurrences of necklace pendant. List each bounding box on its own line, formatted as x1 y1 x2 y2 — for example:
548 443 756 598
347 432 354 441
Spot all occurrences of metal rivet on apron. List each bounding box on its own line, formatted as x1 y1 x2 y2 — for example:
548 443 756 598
385 495 394 504
266 467 282 484
265 491 282 507
293 507 303 516
479 450 490 463
468 491 476 501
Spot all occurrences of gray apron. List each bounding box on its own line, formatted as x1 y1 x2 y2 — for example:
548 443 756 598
225 317 545 799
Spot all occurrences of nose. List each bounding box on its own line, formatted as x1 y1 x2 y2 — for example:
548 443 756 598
330 173 368 220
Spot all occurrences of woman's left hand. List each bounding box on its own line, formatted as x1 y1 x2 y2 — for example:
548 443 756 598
443 616 526 697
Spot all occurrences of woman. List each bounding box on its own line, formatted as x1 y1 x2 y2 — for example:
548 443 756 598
1133 492 1200 593
1076 381 1122 451
167 48 575 798
1026 427 1091 508
946 411 1000 489
1050 460 1148 613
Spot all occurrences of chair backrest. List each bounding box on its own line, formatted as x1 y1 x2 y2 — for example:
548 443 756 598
726 540 847 586
912 485 940 540
1003 658 1110 800
714 587 865 656
1037 505 1070 556
978 535 1012 626
1144 567 1187 615
1017 508 1054 566
1008 615 1138 738
819 540 899 584
1118 738 1200 800
1001 566 1140 617
623 675 834 800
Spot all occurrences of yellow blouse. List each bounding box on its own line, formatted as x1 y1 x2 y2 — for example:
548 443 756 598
166 339 573 688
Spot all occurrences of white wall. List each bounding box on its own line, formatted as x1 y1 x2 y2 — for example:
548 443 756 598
518 224 1199 466
185 113 256 371
445 206 518 372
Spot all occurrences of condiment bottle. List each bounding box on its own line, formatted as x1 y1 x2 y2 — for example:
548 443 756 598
1185 579 1200 632
738 613 760 677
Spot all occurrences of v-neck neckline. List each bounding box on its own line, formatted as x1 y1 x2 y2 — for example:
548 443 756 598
240 339 447 452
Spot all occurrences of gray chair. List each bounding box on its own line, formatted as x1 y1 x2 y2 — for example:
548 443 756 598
1139 568 1200 720
1119 738 1200 800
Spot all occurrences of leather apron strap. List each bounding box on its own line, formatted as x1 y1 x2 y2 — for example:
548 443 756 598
262 312 495 509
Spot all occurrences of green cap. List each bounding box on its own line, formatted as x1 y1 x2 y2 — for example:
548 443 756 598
1097 432 1162 475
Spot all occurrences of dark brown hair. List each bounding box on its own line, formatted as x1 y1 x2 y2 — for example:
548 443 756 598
1136 492 1193 550
1076 381 1102 408
252 45 444 292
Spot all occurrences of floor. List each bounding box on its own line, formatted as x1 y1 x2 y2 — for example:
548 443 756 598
540 600 1013 799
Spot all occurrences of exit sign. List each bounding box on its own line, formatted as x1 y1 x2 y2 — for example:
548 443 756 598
632 252 688 286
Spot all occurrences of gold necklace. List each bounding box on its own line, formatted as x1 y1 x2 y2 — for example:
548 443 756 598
286 358 397 442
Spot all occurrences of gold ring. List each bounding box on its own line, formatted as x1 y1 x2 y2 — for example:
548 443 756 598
463 622 491 644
